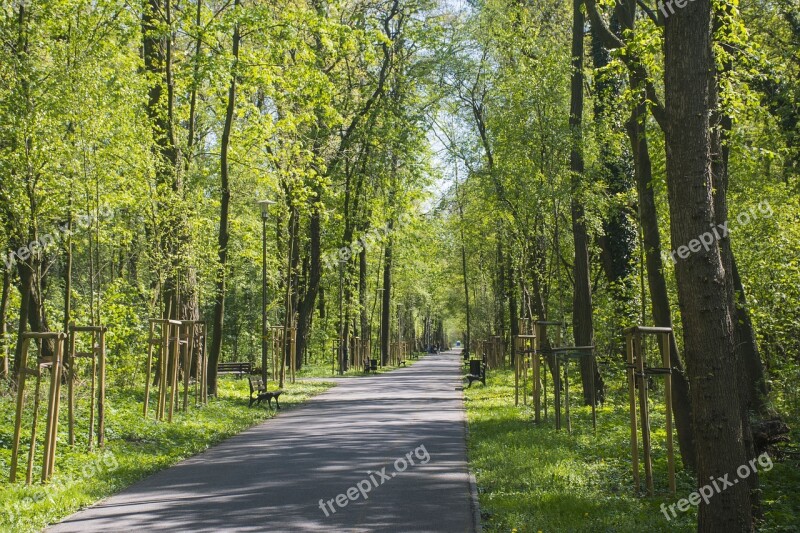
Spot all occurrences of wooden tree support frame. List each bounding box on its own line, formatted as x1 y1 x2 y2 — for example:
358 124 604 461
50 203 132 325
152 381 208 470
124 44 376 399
513 334 536 407
67 324 107 450
388 341 410 366
10 331 68 484
348 337 371 370
270 325 297 385
550 345 596 433
289 326 296 383
624 325 676 496
144 319 207 422
485 336 504 369
179 320 208 409
143 319 182 422
271 325 284 384
530 320 563 423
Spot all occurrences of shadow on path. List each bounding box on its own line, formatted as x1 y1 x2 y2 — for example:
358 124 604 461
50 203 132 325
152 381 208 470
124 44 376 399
49 351 475 533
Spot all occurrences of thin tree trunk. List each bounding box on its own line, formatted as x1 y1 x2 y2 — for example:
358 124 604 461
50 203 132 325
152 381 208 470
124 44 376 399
508 247 518 369
496 237 506 349
13 262 33 373
626 103 696 470
455 170 471 359
1 270 10 377
380 224 393 366
359 245 368 340
208 0 239 396
570 0 603 405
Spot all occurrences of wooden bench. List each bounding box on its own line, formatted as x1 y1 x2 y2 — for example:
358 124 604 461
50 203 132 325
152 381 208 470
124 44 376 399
363 358 378 373
248 376 283 409
218 361 252 378
465 359 486 387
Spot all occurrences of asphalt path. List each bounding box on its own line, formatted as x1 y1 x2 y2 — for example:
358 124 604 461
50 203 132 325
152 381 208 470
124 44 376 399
49 350 477 532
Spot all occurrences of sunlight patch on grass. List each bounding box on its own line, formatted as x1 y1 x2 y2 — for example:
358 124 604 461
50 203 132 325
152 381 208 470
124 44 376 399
465 368 696 533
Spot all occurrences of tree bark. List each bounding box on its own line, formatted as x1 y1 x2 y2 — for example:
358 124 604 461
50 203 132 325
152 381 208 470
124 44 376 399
380 221 393 366
295 191 322 370
507 242 518 368
570 0 603 405
455 171 471 359
1 269 10 377
626 103 696 470
208 0 239 396
663 1 752 529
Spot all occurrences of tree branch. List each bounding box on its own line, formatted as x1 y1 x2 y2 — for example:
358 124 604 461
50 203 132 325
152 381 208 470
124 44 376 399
584 0 624 50
637 0 662 26
585 0 667 129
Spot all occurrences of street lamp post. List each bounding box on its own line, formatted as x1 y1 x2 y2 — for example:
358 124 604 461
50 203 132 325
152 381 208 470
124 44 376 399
257 199 276 387
338 258 345 375
376 287 384 366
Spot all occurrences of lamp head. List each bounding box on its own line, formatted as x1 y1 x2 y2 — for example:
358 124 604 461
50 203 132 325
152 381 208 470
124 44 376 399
256 199 276 217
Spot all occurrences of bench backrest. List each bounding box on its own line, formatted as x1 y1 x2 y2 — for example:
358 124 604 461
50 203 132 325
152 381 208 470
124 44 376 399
248 376 264 393
219 362 251 371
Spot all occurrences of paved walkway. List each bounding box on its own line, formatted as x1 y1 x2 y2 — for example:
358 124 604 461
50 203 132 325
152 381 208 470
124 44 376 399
50 351 476 532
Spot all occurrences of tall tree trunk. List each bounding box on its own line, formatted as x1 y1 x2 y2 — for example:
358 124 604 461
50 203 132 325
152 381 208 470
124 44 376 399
13 265 32 373
295 191 322 370
496 237 506 350
380 226 393 366
709 8 763 507
527 234 559 384
507 243 518 368
732 257 768 413
1 269 10 377
591 13 636 339
584 0 697 472
280 206 297 388
359 245 368 340
455 171 471 359
570 0 603 405
143 0 199 328
208 1 239 396
663 1 752 529
710 5 768 420
626 102 696 470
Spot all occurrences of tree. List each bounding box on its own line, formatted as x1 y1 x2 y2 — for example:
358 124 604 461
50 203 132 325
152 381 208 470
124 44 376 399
569 0 603 406
663 0 752 528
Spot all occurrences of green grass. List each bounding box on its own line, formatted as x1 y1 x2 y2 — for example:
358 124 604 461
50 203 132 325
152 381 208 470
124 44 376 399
0 377 334 532
464 368 800 532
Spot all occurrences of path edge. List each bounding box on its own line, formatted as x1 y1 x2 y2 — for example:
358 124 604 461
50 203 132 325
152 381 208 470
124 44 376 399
460 371 483 533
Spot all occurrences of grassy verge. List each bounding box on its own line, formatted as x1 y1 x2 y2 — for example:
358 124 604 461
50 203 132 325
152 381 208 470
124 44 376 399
464 368 799 532
0 377 334 532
